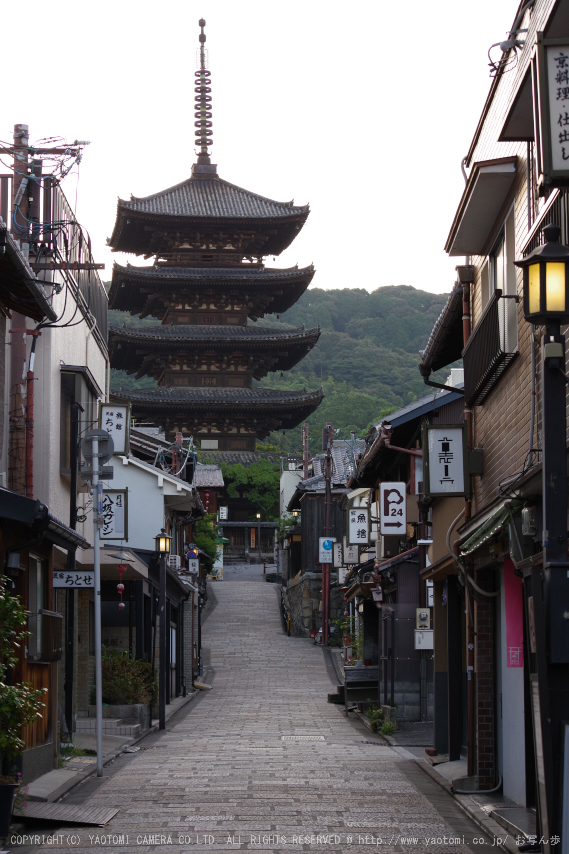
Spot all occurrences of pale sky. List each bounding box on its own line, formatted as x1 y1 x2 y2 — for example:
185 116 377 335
1 0 517 296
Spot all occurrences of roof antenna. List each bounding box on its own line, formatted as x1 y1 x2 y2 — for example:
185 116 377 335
195 19 213 164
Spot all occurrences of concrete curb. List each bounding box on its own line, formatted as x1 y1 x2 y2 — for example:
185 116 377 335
414 757 520 854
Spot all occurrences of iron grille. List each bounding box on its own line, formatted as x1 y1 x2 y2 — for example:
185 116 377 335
463 290 518 406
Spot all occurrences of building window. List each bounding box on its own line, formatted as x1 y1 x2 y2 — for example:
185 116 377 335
60 368 100 473
201 377 216 386
202 315 215 324
28 554 47 661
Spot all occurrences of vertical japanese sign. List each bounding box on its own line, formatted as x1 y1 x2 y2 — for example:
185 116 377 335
379 483 406 534
333 543 343 568
100 490 128 540
347 508 369 544
547 45 569 171
533 34 569 189
423 424 468 499
100 404 130 455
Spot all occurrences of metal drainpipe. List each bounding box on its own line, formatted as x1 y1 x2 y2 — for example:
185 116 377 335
461 278 476 780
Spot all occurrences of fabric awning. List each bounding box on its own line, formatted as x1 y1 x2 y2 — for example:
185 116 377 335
460 500 522 556
445 157 517 256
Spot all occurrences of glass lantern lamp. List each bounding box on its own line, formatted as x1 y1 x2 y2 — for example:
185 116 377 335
515 223 569 324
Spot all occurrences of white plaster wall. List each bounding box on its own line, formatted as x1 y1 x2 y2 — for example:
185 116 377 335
107 458 167 551
280 470 302 516
29 280 107 539
499 567 527 806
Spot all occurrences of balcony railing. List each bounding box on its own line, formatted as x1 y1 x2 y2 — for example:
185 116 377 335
28 609 63 663
463 290 518 406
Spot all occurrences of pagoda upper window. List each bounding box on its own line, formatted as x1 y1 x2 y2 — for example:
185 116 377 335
201 377 217 386
202 315 215 324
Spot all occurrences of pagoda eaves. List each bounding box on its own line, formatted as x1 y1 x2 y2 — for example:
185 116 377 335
108 262 315 321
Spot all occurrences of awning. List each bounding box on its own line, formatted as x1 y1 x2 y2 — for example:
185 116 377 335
0 487 89 551
499 68 533 142
459 500 522 556
445 157 517 256
77 547 149 580
419 285 464 374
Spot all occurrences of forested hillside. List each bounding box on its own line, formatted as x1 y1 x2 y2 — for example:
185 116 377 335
109 285 455 453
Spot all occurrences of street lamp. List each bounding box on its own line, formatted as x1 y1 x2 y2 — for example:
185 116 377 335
154 528 173 730
514 222 569 846
256 512 262 564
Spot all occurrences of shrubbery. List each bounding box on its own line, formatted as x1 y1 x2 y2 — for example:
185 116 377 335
99 649 157 705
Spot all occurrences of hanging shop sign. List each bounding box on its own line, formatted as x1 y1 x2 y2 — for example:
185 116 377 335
100 489 128 540
379 482 406 534
422 424 469 500
99 404 130 455
347 507 369 544
533 34 569 191
343 536 359 564
319 537 336 564
53 571 94 588
333 542 344 568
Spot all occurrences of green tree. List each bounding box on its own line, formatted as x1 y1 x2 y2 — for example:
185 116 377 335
192 514 220 574
220 459 281 520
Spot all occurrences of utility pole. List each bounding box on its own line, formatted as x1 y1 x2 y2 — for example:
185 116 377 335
322 423 333 645
302 422 310 480
8 124 29 494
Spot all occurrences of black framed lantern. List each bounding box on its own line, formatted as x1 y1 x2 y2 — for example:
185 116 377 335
515 223 569 324
154 528 172 555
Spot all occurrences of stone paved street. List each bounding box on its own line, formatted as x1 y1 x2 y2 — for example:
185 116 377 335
19 567 501 854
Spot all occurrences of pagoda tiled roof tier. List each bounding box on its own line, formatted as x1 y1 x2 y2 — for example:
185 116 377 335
108 262 315 319
109 324 321 379
107 167 309 257
110 386 324 439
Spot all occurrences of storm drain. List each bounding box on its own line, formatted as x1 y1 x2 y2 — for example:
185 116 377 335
281 735 325 741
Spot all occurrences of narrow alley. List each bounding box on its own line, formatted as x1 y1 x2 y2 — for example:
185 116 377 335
17 567 499 854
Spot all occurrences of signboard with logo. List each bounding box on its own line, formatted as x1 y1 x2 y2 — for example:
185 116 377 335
379 482 407 534
99 404 130 455
319 537 335 564
347 507 369 544
422 423 469 499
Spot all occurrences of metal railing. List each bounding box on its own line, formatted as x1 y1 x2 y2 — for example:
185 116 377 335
463 290 518 406
523 188 569 257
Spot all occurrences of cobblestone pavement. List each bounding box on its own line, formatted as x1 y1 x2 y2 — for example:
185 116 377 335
18 569 501 854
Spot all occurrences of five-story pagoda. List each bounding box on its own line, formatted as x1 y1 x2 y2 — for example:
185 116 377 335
108 19 322 452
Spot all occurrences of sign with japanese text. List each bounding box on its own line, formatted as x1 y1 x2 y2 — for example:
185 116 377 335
333 543 343 568
533 35 569 190
379 483 406 534
99 404 130 455
219 506 228 520
423 424 468 499
319 537 335 564
187 558 199 574
100 490 128 540
343 538 359 564
347 507 369 544
53 571 94 588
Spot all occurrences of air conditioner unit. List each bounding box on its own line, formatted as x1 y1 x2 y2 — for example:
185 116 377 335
167 555 181 569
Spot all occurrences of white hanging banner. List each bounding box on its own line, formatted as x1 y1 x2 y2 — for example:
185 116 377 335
100 490 128 540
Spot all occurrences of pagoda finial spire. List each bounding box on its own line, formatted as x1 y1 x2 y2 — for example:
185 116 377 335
195 18 213 165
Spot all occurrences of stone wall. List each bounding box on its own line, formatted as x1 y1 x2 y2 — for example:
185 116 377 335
286 572 344 637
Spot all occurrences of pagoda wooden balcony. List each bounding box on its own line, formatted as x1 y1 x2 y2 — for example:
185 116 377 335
463 290 518 406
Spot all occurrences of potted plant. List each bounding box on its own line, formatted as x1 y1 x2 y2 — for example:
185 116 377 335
0 574 47 838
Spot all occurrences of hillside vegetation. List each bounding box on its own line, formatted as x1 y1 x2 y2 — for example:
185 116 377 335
109 285 455 453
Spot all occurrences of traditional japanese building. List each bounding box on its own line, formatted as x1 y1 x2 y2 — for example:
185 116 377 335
107 20 322 451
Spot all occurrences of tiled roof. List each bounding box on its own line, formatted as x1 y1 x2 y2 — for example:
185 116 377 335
111 386 323 407
419 285 463 375
197 451 281 466
195 463 224 488
118 175 309 220
109 324 320 343
293 440 367 493
112 262 314 282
